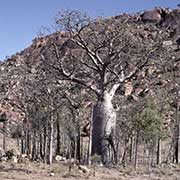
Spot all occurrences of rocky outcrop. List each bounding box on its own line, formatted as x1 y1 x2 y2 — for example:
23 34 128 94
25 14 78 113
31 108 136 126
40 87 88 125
140 8 180 37
161 9 180 30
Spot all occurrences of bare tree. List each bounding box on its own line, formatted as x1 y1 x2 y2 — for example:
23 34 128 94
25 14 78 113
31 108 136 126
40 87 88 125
40 10 162 164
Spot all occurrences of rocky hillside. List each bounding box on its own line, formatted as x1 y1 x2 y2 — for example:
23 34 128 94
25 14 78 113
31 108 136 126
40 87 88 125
0 7 180 132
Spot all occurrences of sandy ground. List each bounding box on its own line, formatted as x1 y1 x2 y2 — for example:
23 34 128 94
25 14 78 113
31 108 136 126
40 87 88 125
0 161 180 180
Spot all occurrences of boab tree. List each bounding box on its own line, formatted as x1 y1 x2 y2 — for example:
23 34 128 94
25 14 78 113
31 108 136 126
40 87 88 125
41 10 161 164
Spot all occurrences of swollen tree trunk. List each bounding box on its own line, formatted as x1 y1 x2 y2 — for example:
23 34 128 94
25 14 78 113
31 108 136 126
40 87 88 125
92 91 117 165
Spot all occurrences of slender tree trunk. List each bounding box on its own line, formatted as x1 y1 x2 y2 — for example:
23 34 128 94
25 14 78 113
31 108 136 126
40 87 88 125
56 120 61 155
175 136 179 164
175 87 179 164
76 131 80 161
115 140 120 163
88 109 93 166
17 137 20 152
24 130 28 155
76 124 81 162
21 138 24 155
3 121 7 152
129 136 134 163
68 138 72 173
27 133 31 156
134 132 139 170
40 133 44 159
148 149 151 173
48 113 54 165
32 131 37 160
3 135 6 152
92 92 116 165
122 138 129 167
157 137 161 165
43 125 48 164
148 145 153 174
81 136 84 161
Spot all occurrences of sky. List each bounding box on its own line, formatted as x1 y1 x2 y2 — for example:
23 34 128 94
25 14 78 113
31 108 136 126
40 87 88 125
0 0 179 60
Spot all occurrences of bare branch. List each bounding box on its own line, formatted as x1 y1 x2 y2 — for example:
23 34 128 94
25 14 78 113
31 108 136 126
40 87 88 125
41 52 99 96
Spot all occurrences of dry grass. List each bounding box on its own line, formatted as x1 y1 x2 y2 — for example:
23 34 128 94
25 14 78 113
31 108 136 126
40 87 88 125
1 161 180 180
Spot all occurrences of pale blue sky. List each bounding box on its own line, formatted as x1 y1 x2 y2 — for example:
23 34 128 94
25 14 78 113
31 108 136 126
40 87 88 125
0 0 179 60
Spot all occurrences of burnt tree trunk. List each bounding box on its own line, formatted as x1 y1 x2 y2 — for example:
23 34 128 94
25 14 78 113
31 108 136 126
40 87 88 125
92 91 117 165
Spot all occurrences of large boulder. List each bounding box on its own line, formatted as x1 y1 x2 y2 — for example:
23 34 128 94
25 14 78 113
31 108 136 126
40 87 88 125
141 9 162 23
55 155 64 162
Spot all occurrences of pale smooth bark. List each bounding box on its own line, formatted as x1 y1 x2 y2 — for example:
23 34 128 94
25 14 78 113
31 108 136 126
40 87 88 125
92 90 117 165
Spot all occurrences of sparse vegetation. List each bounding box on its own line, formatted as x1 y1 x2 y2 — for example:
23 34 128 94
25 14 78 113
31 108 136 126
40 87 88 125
0 5 180 180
